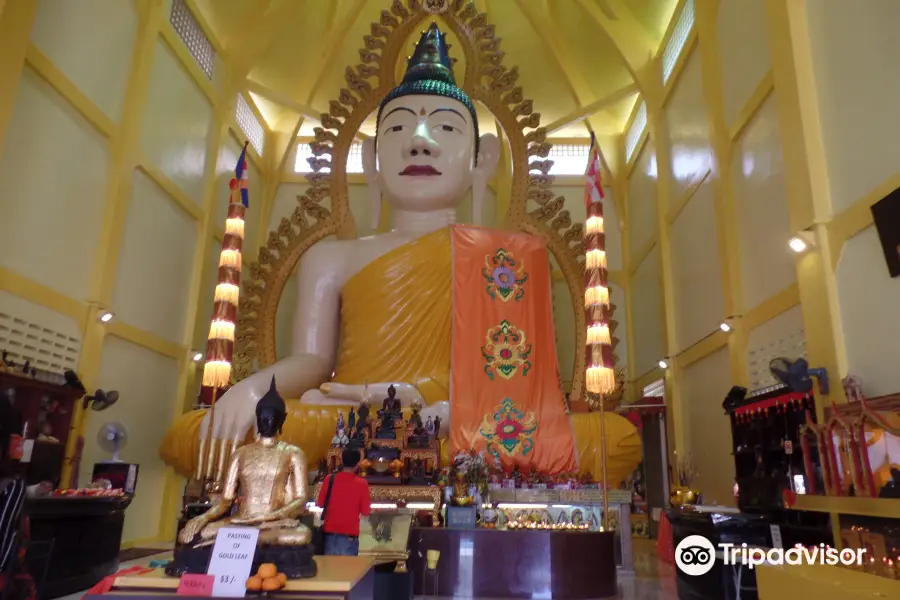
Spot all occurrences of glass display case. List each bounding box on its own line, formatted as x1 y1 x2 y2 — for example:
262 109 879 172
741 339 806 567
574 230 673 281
838 514 900 579
485 488 634 570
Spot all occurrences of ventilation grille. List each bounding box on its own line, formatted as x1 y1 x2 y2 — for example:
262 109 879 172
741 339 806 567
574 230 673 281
294 142 364 173
170 0 216 80
662 0 695 84
624 101 648 162
747 328 808 391
236 95 265 156
642 378 665 398
0 312 81 378
542 143 591 176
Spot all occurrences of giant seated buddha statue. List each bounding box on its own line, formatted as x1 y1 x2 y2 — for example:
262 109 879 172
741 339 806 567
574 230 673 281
161 20 641 485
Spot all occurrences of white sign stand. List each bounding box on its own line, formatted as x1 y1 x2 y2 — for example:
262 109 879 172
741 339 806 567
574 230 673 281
207 527 260 597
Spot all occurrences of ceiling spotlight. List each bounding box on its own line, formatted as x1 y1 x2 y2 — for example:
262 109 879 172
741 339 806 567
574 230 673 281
788 237 808 253
720 322 732 332
98 311 114 323
658 359 668 370
192 352 203 362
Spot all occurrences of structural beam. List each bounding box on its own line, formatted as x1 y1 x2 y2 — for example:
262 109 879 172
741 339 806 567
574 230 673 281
640 58 685 457
695 0 749 387
516 0 599 134
574 0 657 84
0 0 37 165
764 0 847 407
226 0 309 84
246 80 322 123
545 83 639 134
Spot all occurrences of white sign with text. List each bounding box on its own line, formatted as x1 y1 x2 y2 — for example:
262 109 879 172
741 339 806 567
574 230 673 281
207 527 259 597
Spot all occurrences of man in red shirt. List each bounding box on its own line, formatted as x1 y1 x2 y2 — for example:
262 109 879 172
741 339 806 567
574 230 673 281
317 449 371 555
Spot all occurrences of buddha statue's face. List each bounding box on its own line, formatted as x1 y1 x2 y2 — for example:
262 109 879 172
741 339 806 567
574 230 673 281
256 406 286 438
374 95 477 212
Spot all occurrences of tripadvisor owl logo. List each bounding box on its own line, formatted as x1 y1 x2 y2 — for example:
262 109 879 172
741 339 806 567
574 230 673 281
675 535 716 576
675 533 868 576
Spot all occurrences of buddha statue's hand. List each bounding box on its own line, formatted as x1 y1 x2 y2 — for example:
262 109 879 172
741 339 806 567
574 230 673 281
230 514 269 526
178 515 208 544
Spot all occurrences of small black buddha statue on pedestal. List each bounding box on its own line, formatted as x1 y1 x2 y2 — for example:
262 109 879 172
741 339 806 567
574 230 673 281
375 385 402 440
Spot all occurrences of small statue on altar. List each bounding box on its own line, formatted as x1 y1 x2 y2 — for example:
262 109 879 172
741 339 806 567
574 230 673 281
425 416 435 437
407 423 431 449
171 377 316 578
348 407 356 432
409 400 424 429
358 399 370 427
381 385 402 416
331 427 349 448
512 464 523 488
434 415 442 437
337 410 345 431
375 385 402 439
529 466 541 487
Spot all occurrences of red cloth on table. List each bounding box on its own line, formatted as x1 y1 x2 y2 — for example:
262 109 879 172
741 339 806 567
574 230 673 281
657 511 674 564
82 566 153 598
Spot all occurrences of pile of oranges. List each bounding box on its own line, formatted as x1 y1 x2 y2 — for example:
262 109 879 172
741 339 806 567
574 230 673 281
246 563 287 592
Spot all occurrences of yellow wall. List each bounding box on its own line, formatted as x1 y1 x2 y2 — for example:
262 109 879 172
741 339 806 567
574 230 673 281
0 0 269 546
618 0 900 508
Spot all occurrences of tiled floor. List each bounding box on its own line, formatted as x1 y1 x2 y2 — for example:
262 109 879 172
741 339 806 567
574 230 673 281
59 539 677 600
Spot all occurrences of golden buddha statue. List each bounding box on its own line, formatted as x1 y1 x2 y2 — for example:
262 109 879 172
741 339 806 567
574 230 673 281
160 23 642 486
170 378 315 578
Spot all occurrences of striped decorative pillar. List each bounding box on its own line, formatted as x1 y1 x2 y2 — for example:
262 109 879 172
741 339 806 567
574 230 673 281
584 135 616 396
200 141 249 465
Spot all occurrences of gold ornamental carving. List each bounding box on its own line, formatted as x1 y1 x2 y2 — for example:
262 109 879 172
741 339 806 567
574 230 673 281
233 0 590 405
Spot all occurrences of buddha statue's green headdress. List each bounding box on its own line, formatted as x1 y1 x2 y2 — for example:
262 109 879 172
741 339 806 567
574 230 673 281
377 22 480 155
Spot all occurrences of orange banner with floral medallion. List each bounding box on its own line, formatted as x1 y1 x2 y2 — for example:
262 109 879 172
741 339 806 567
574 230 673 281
450 225 578 475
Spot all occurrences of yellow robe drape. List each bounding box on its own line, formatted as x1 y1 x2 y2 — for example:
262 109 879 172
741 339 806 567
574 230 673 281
159 228 642 483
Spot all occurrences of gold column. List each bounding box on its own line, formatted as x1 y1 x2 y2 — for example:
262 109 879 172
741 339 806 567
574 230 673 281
764 0 847 412
0 0 37 163
63 0 164 485
764 0 848 549
696 0 750 388
644 61 685 457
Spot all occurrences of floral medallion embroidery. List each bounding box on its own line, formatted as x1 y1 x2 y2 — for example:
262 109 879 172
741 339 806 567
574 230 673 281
479 397 538 458
481 320 532 380
482 248 528 302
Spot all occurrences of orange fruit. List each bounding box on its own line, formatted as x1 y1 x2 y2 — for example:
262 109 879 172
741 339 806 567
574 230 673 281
276 573 288 585
257 563 278 579
261 578 282 591
246 576 263 591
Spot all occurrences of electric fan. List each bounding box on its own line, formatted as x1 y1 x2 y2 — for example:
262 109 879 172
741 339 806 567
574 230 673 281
97 422 128 462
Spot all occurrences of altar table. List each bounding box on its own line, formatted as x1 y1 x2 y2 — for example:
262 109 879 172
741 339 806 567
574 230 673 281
91 556 375 600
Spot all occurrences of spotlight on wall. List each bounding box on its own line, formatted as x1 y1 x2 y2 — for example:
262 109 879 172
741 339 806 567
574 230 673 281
788 237 808 253
720 322 732 332
98 311 114 323
658 359 669 370
192 352 203 362
789 230 816 254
